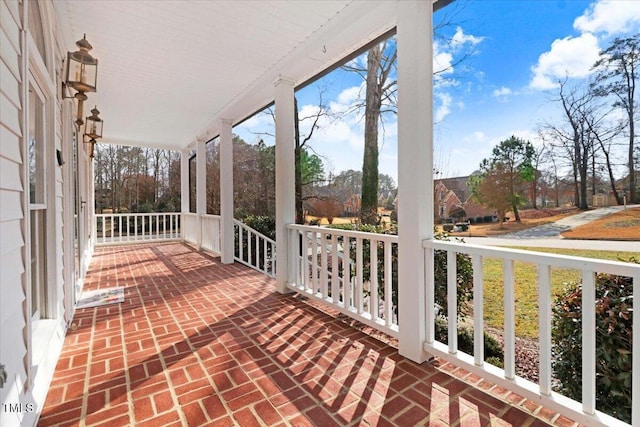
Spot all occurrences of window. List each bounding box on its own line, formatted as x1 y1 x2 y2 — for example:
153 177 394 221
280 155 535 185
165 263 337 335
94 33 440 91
29 87 45 205
28 81 48 319
28 1 47 66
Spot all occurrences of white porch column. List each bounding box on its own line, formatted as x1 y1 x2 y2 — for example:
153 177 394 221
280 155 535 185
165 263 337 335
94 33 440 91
180 148 190 214
219 119 234 263
396 0 434 363
196 139 207 249
274 77 296 293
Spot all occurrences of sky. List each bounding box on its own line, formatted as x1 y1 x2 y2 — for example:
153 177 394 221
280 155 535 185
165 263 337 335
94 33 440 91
234 0 640 184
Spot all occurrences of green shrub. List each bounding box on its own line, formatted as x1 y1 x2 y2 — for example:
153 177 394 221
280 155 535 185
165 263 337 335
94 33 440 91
325 223 503 364
435 319 504 365
325 225 473 321
433 231 474 319
235 215 276 269
242 215 276 240
331 223 398 311
552 257 637 423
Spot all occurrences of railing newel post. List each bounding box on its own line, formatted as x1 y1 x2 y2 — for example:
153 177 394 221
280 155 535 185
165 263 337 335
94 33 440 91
447 250 457 354
331 233 340 306
504 259 515 380
384 241 392 326
321 231 328 300
582 270 596 415
356 237 364 315
370 237 379 321
472 254 484 367
538 263 552 396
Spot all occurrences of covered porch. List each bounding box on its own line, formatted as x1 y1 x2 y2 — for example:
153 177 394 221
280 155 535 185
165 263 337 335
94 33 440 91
40 242 562 427
3 1 637 426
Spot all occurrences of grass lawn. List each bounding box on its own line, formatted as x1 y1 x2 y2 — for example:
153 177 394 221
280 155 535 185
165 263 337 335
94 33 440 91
480 247 639 339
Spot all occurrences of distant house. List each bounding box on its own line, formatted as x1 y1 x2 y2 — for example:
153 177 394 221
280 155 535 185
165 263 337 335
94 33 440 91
378 189 396 208
617 172 640 204
343 193 361 217
435 181 463 220
434 175 495 222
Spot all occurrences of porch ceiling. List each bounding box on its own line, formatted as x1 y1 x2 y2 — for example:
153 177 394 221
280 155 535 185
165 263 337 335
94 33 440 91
54 1 414 151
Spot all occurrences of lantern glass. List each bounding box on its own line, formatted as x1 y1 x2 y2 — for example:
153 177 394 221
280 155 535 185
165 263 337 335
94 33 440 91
85 117 103 139
66 50 98 93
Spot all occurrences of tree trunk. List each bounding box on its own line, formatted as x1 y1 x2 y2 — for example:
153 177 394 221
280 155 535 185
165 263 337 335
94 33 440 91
629 107 636 203
361 45 382 225
591 154 596 196
572 137 581 208
599 142 623 205
555 173 560 207
532 175 538 210
578 147 589 210
512 205 521 222
497 209 506 229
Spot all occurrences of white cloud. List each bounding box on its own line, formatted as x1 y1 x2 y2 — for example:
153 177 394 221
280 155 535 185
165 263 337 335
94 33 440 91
473 131 486 141
451 26 484 51
336 85 363 105
530 0 640 90
465 131 488 143
574 0 640 35
492 86 514 102
241 110 273 131
435 92 452 122
493 87 512 97
434 41 454 76
433 27 483 77
529 33 600 90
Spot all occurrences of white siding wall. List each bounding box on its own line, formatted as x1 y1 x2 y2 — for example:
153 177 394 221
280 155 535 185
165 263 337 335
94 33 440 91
1 1 83 425
53 65 65 321
0 1 30 426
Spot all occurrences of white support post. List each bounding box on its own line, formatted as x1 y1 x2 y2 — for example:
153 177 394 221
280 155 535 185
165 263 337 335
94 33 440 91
274 77 296 294
180 148 190 215
220 119 234 263
396 0 433 363
196 139 206 249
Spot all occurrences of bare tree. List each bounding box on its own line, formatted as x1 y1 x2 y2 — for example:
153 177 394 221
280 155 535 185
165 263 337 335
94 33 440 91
261 90 329 223
543 80 597 209
293 96 328 223
582 101 625 204
340 39 397 224
341 2 478 224
592 34 639 203
530 141 548 209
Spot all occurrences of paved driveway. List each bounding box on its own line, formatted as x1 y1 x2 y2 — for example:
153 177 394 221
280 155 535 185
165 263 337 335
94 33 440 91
496 206 630 239
463 205 639 252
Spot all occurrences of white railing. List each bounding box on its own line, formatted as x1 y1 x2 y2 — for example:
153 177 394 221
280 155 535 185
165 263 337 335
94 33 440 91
201 214 221 253
182 213 222 254
287 224 399 338
422 239 640 427
182 213 198 244
95 213 181 245
234 219 276 278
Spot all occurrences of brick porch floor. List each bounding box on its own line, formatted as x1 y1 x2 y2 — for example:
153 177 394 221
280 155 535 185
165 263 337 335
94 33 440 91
39 242 578 427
